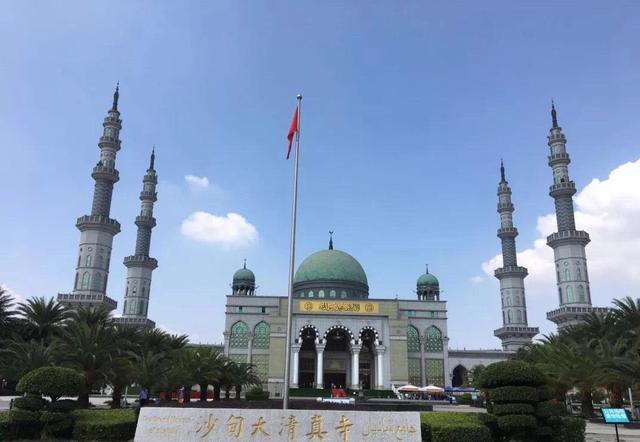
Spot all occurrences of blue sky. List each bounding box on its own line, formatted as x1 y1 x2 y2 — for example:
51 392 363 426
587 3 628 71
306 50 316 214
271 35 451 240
1 1 639 347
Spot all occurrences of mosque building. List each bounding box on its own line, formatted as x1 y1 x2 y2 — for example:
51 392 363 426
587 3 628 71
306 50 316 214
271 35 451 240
55 87 606 395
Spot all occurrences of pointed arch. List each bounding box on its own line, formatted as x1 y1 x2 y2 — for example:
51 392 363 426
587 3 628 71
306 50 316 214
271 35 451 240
567 286 574 303
85 254 92 267
406 325 420 352
253 321 270 349
81 272 90 289
230 321 249 348
577 285 585 303
322 325 354 343
507 310 512 323
424 326 443 352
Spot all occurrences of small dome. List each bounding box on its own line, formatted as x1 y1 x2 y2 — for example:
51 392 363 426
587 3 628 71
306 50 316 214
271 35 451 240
233 267 255 283
294 249 368 286
417 272 439 287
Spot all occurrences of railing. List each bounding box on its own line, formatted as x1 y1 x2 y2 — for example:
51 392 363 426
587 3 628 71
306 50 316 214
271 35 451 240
546 230 590 244
494 266 528 276
77 215 119 226
546 305 610 319
548 153 570 163
549 181 576 193
57 292 117 310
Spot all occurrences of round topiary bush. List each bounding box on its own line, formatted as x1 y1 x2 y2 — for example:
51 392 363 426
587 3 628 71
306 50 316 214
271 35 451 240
9 408 39 424
17 367 83 402
41 411 74 438
490 386 539 403
492 403 535 416
477 360 545 389
13 394 47 411
48 399 78 412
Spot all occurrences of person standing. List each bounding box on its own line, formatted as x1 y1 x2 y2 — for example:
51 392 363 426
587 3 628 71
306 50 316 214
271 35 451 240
139 387 149 407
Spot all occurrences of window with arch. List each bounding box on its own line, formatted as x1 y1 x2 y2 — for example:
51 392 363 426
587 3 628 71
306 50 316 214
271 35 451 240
516 295 521 305
517 310 522 322
578 285 585 303
308 291 314 298
253 322 270 349
74 273 79 289
424 326 443 352
340 291 347 299
330 290 336 299
230 321 249 348
558 287 562 304
81 272 90 289
318 290 325 298
77 255 81 267
564 269 570 281
96 255 104 269
567 286 574 303
576 267 582 280
507 310 513 323
85 254 92 267
92 273 102 291
407 326 420 352
506 296 511 306
503 311 506 324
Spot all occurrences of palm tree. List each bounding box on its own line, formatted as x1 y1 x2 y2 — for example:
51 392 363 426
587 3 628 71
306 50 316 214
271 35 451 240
0 287 17 337
230 362 261 398
0 338 58 382
17 297 68 342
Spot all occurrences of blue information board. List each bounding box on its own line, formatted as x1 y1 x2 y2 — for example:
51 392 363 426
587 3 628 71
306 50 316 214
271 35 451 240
601 408 630 424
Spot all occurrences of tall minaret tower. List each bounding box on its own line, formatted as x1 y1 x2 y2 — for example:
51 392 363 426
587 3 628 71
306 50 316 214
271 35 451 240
544 104 607 329
58 86 123 311
493 160 538 350
116 149 158 328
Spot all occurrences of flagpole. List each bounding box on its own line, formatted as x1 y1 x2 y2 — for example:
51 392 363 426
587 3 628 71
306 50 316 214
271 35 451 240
283 94 302 410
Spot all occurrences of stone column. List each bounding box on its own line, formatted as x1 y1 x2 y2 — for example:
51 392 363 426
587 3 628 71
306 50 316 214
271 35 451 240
419 336 426 387
223 332 230 356
247 332 254 363
291 344 301 388
350 345 362 390
315 344 325 388
375 345 386 389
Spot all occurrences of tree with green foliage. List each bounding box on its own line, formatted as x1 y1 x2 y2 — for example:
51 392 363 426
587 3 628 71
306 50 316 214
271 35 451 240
17 296 68 342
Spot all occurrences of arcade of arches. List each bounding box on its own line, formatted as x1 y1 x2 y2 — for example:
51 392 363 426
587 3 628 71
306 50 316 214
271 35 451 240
291 325 385 390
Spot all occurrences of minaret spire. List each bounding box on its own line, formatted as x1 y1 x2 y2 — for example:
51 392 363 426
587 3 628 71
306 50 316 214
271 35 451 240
57 88 123 312
329 231 334 250
112 82 120 111
493 158 538 350
118 150 158 328
551 100 558 128
149 145 155 170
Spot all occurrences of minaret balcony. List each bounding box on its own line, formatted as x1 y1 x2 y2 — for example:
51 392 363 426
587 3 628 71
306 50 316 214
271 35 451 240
76 215 121 234
98 137 122 151
114 316 156 328
497 227 518 238
497 202 514 212
92 165 120 182
549 181 576 197
494 325 539 340
548 152 571 166
103 116 122 125
143 174 158 184
547 305 610 326
135 215 157 227
57 292 117 311
547 132 566 144
494 266 528 279
124 255 158 269
546 230 590 247
139 190 158 202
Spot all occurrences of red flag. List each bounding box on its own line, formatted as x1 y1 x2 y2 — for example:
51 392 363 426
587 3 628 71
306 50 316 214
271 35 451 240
286 107 299 159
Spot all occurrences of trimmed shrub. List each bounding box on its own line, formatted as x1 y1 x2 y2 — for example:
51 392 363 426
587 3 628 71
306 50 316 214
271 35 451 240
49 398 78 412
0 411 16 440
558 417 586 442
493 403 535 416
478 360 545 388
538 387 554 402
17 366 83 402
9 408 39 424
490 386 539 403
536 401 566 418
72 409 137 441
363 389 396 398
13 394 47 411
289 388 331 397
245 387 269 400
41 411 74 437
497 414 537 432
420 412 492 442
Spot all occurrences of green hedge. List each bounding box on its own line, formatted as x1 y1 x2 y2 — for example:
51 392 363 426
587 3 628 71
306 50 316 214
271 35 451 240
41 411 74 437
420 412 492 442
477 360 545 388
490 386 539 403
558 416 586 442
17 366 84 401
497 414 537 432
49 399 78 412
72 409 137 441
363 389 396 398
0 411 14 440
13 394 47 411
536 401 566 418
289 388 332 397
492 403 535 416
9 408 40 424
245 387 269 400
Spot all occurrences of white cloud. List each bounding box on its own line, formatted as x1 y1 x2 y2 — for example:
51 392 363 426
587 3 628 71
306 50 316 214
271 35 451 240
181 212 258 247
0 283 25 304
482 158 640 307
184 175 210 190
471 275 484 284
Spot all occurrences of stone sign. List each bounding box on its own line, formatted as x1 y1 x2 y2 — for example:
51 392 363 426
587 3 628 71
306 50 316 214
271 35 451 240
135 407 421 441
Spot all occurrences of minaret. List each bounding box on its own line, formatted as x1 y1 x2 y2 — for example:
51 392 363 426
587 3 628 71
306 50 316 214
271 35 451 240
493 160 538 350
116 149 158 327
544 104 607 329
57 86 123 311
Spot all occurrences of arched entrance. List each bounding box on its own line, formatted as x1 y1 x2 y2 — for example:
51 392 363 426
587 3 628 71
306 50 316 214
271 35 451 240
359 329 377 390
298 326 317 388
323 327 351 389
452 364 468 388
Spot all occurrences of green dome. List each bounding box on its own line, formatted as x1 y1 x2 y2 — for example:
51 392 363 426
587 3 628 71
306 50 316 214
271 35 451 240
417 272 439 287
294 249 368 286
233 267 255 283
